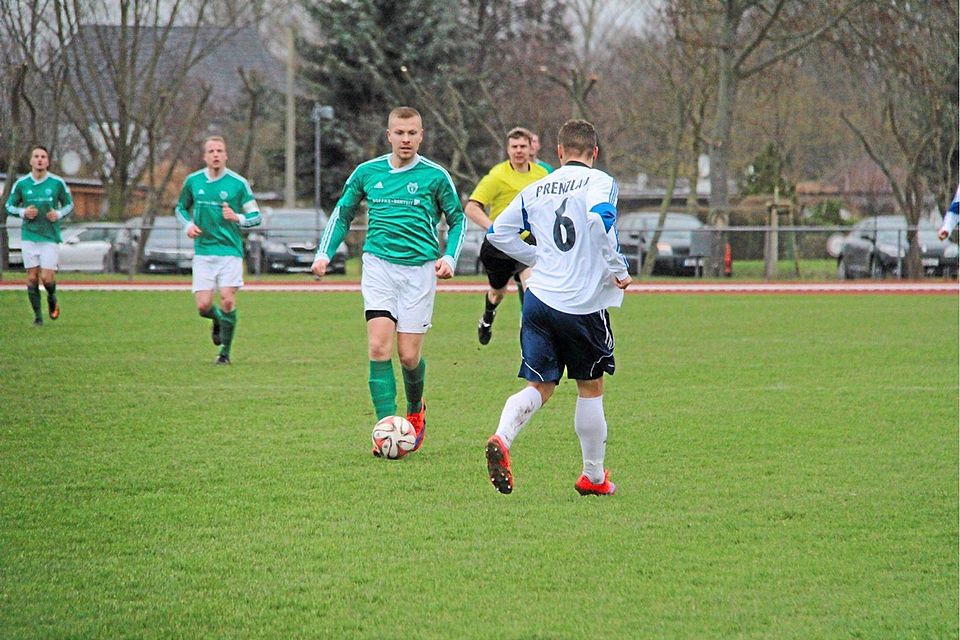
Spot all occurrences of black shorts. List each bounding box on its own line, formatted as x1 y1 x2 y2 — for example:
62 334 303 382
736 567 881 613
480 236 535 290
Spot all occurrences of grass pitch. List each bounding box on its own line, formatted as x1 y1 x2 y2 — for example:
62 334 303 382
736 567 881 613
0 289 956 639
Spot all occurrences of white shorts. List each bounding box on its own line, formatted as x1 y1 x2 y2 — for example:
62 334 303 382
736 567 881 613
192 255 244 293
22 240 59 270
361 253 436 334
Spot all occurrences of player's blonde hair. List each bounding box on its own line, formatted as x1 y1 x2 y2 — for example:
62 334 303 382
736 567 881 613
387 107 422 126
203 135 227 152
506 127 533 144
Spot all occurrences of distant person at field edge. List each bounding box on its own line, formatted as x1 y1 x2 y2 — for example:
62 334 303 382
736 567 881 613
530 132 554 173
465 127 548 346
937 184 959 240
311 106 466 456
4 145 74 326
174 136 262 365
484 118 630 497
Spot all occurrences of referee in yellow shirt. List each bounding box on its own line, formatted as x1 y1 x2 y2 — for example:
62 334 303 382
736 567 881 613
465 127 548 346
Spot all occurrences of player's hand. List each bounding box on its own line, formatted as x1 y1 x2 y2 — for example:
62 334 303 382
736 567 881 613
45 210 59 222
614 274 632 289
938 229 950 241
435 258 453 280
311 257 329 278
186 223 202 238
24 206 38 220
221 203 240 223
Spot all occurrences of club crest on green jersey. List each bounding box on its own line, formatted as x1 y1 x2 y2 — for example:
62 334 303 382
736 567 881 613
220 191 228 199
407 182 419 194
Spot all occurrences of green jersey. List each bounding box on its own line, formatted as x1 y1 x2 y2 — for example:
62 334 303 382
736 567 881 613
5 172 74 243
316 154 466 267
174 168 261 257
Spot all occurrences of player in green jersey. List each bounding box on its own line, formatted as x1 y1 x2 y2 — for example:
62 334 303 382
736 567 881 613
174 136 261 365
311 107 466 455
5 146 74 326
530 132 555 173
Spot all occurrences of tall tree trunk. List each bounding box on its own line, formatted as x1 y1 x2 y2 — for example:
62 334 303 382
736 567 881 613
707 19 738 275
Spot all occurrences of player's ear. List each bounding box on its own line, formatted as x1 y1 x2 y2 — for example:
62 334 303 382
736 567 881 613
557 144 564 163
592 146 599 161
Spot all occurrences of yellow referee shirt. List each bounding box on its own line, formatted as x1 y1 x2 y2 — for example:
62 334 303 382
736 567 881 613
469 160 549 221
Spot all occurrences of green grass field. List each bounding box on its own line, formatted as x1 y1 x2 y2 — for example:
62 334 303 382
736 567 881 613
0 290 956 639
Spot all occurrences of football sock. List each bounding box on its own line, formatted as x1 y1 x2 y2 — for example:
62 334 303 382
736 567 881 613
495 386 543 448
218 309 237 357
482 294 498 325
27 284 42 320
369 359 397 419
402 358 426 414
198 307 216 320
575 396 607 484
43 282 57 309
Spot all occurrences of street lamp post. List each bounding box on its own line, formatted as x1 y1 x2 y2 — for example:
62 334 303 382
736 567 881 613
311 103 335 244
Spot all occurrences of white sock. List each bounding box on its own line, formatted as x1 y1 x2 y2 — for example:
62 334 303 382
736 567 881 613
494 386 543 448
575 396 607 484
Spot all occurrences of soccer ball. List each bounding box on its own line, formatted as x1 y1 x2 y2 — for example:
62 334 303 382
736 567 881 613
371 416 417 459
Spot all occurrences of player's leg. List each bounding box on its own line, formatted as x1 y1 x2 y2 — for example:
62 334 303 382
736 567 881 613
215 286 239 363
362 254 402 421
394 260 436 449
563 309 617 496
39 243 60 319
486 290 560 494
192 256 223 351
478 239 513 345
212 257 244 363
24 256 42 325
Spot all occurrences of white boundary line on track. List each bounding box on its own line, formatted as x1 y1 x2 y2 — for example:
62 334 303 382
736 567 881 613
0 281 956 294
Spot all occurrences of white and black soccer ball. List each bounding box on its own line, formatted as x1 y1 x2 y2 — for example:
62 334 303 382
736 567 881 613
371 416 417 459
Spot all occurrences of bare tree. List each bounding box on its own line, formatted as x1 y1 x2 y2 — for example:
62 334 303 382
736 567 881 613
835 1 959 278
667 0 868 274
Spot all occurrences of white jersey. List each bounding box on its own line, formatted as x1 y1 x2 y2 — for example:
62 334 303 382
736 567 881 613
940 184 959 237
487 161 629 314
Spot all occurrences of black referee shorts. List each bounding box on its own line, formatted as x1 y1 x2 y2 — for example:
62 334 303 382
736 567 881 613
480 236 535 290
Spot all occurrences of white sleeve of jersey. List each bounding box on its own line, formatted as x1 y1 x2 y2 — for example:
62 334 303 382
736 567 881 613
585 171 629 278
487 191 538 266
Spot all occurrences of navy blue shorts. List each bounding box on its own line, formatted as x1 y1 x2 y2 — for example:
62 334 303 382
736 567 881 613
518 291 616 382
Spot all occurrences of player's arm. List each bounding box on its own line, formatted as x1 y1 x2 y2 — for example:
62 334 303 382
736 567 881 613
312 169 364 275
487 192 537 266
174 180 202 238
233 180 262 228
465 174 497 230
4 181 25 218
437 173 466 276
48 182 74 222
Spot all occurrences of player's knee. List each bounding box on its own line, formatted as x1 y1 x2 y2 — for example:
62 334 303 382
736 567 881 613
221 300 236 312
398 353 421 370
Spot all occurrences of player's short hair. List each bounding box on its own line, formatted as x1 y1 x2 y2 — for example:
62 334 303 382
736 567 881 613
506 127 533 144
557 120 598 156
203 135 227 152
30 145 50 157
388 106 422 125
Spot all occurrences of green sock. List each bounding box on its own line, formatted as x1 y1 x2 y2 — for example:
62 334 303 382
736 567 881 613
44 282 57 308
369 359 397 419
402 358 426 414
218 309 237 357
27 284 41 320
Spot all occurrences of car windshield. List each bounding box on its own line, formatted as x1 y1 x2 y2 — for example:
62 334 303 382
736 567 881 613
268 214 323 238
145 226 188 248
619 214 702 241
66 227 119 243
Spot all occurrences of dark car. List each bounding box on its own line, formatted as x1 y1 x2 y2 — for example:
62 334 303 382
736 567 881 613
245 208 347 274
617 211 705 276
837 215 959 279
5 216 23 269
115 216 194 273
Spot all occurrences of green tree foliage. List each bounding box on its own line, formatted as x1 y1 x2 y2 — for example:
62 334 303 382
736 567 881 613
740 143 794 197
291 0 571 208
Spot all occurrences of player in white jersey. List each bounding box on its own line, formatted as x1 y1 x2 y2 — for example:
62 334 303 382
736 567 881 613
483 119 631 496
938 184 959 240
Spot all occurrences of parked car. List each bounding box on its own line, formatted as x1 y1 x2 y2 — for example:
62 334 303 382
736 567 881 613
5 216 23 269
245 208 347 274
439 221 484 275
59 223 124 272
617 211 706 276
115 216 194 273
836 215 959 279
